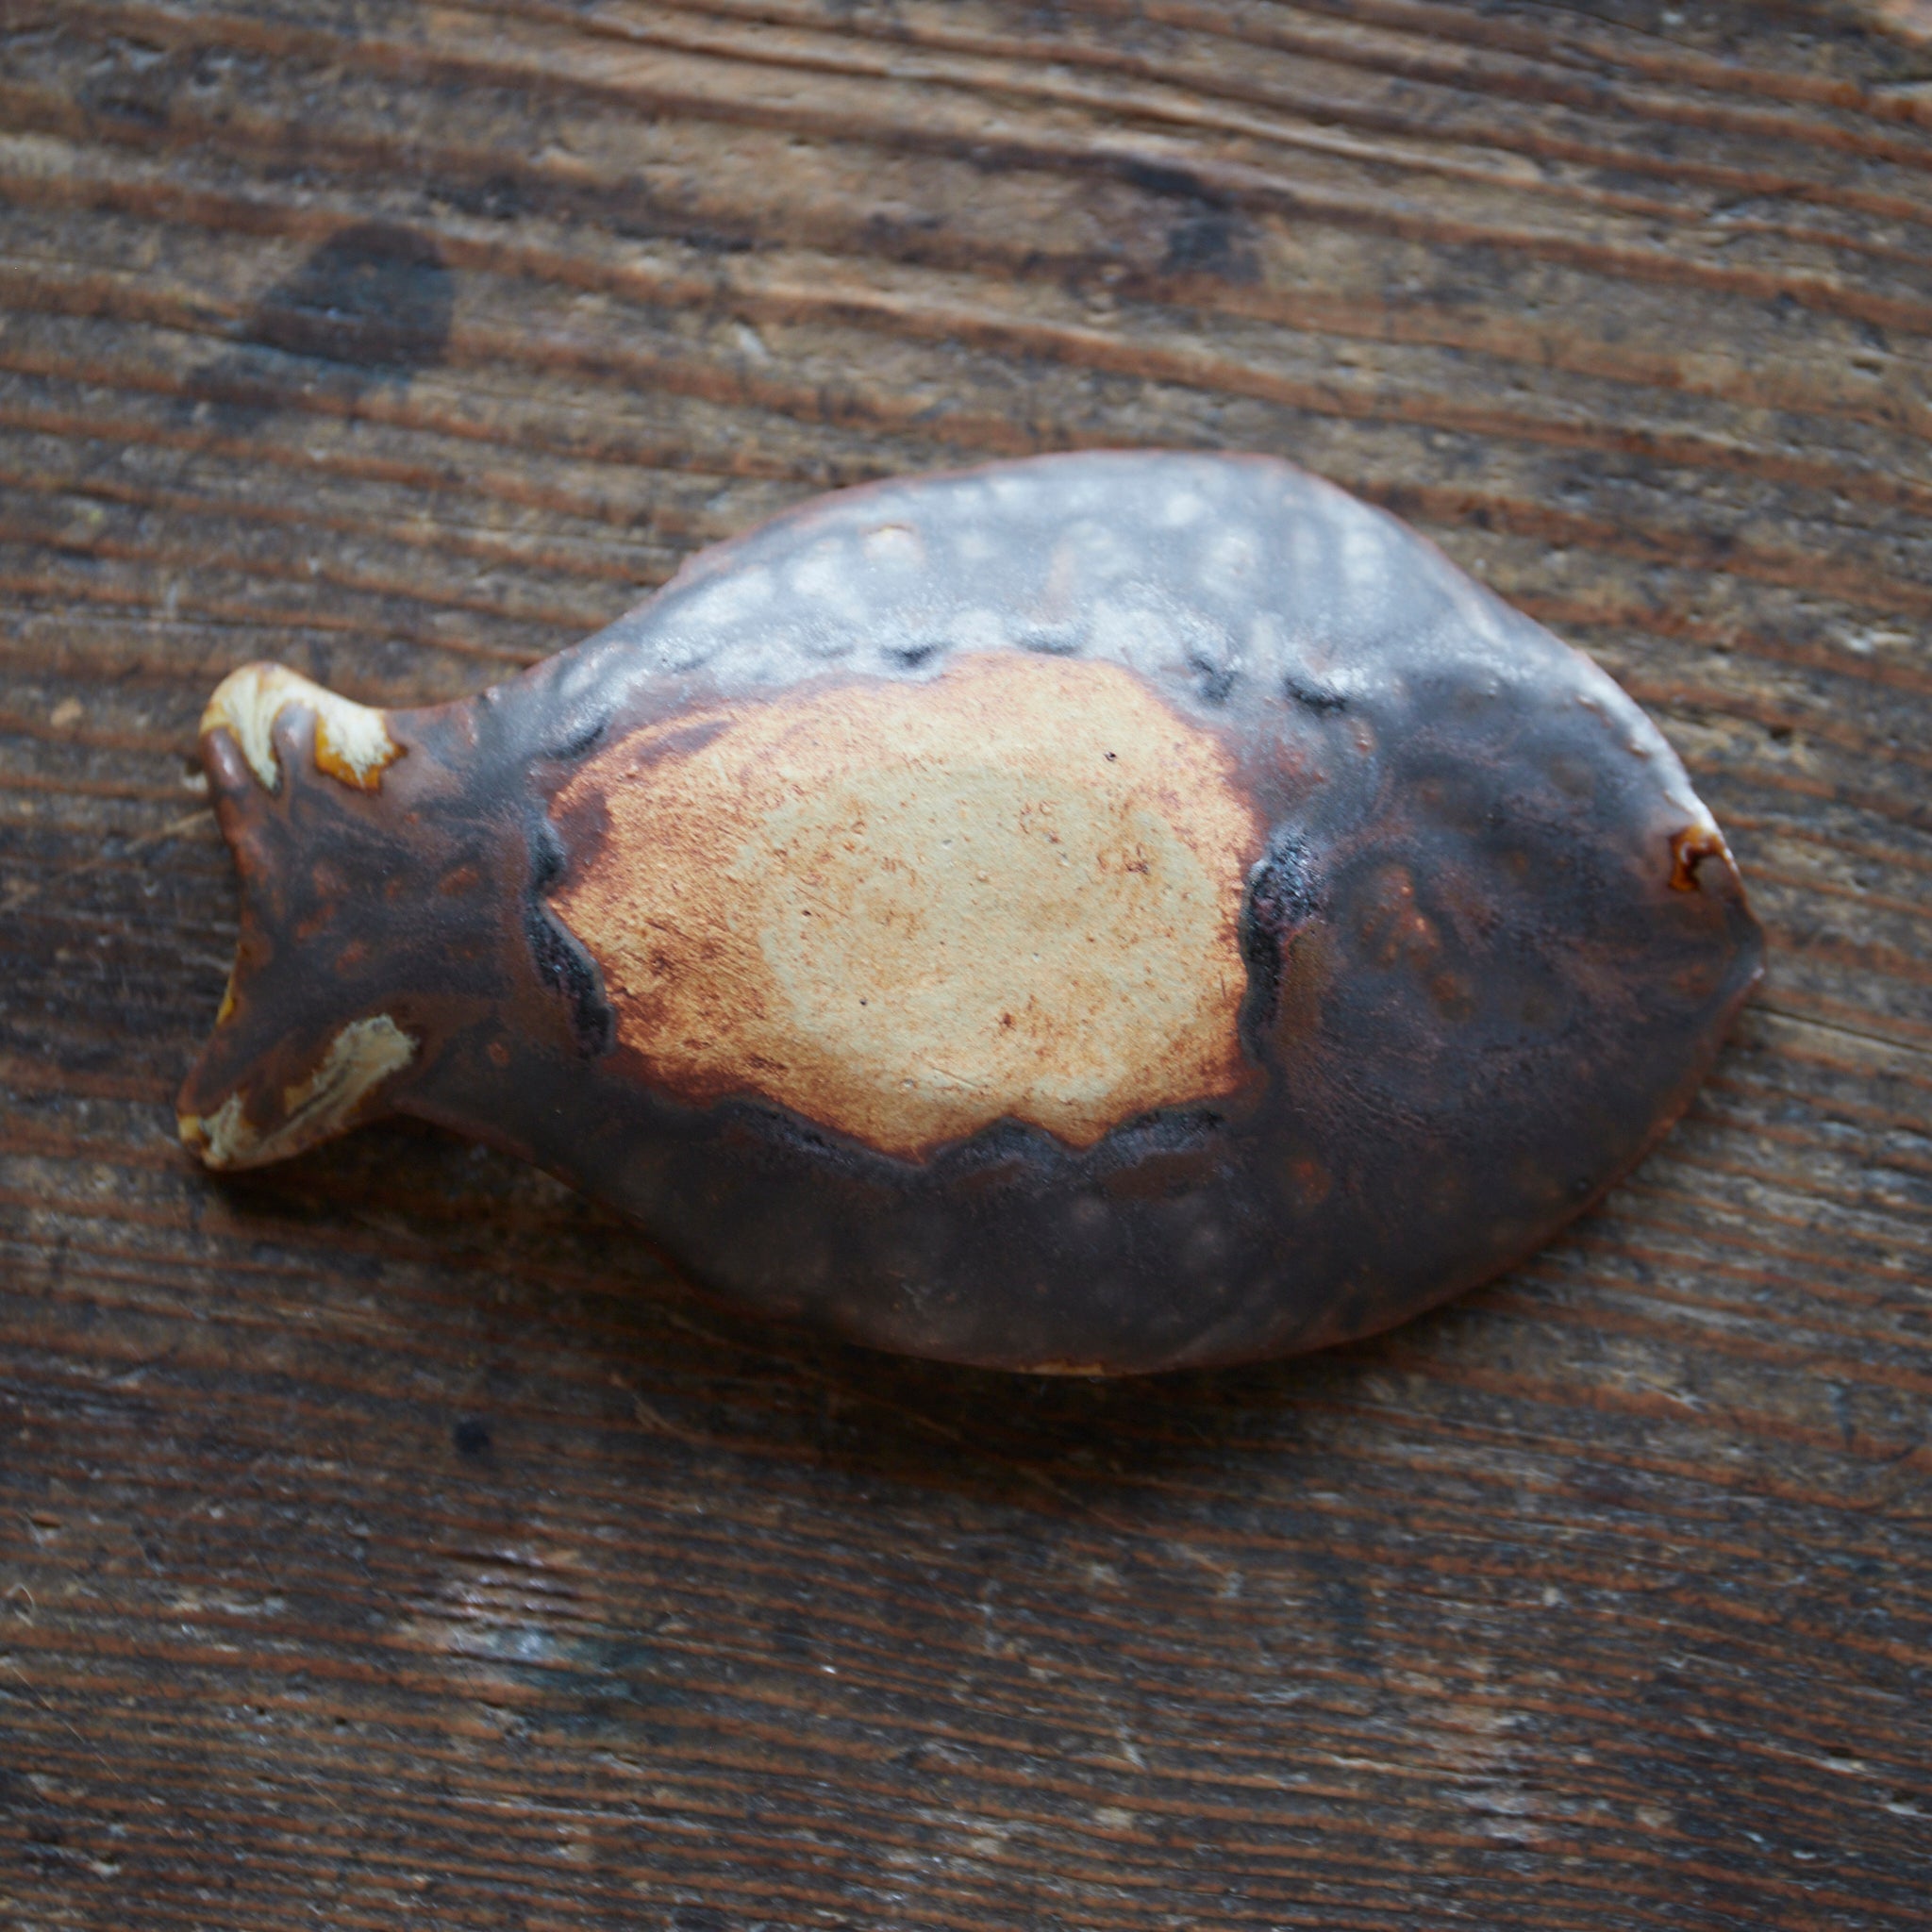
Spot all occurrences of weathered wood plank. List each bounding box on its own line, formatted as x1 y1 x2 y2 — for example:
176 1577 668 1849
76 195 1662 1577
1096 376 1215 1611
3 0 1929 1925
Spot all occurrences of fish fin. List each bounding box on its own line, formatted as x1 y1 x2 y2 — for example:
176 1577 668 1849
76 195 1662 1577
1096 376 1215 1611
177 663 424 1171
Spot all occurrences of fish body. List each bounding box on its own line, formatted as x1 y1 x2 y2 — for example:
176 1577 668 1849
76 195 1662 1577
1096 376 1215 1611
178 452 1762 1374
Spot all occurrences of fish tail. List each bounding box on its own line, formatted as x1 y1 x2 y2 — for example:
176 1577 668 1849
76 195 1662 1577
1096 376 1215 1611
176 662 426 1171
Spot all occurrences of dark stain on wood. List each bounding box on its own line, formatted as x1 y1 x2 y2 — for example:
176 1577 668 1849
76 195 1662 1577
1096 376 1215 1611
3 0 1930 1924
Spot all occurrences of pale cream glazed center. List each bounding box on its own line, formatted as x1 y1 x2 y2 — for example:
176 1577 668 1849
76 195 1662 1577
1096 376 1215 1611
548 651 1262 1159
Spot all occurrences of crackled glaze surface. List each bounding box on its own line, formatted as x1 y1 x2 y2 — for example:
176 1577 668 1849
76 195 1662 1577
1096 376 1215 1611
550 652 1261 1158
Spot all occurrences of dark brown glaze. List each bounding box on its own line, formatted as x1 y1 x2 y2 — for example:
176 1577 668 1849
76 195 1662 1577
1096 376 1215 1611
176 452 1762 1374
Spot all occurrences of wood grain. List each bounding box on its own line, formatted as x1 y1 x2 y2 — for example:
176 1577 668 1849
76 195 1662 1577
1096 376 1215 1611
2 0 1929 1924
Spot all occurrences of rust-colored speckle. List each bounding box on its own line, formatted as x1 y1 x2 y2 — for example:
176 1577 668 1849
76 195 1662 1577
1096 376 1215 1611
1430 971 1476 1023
549 653 1264 1159
1357 864 1440 969
1670 823 1729 892
1287 1157 1332 1208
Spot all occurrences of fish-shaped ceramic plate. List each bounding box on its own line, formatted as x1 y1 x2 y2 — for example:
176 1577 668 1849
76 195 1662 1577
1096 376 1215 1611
178 451 1762 1374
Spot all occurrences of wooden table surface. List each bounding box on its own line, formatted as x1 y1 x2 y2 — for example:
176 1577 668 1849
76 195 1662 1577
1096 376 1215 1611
4 2 1931 1925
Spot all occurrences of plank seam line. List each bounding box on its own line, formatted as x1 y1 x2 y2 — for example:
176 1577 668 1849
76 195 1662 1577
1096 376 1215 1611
1749 1002 1932 1067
